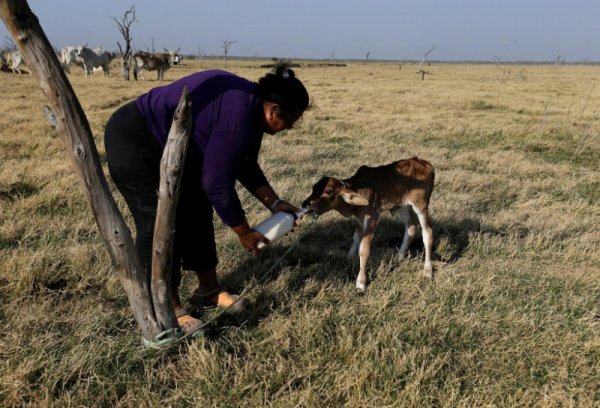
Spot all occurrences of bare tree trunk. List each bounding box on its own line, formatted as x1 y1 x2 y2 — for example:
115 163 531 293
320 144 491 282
151 87 191 329
121 54 131 81
117 45 131 81
0 0 191 345
112 6 136 81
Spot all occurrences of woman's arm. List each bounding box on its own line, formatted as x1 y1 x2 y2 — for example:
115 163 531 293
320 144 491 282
252 184 299 214
237 156 300 214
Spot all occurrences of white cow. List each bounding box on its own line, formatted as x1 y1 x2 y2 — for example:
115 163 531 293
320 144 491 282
74 45 114 77
60 45 83 73
2 50 27 74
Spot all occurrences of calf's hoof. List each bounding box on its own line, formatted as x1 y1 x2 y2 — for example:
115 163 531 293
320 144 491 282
394 251 407 262
355 280 367 291
422 264 433 279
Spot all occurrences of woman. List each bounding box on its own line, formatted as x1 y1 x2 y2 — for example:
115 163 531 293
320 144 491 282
104 62 310 334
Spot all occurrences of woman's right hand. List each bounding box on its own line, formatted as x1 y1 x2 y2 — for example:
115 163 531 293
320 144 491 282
232 221 268 255
239 230 269 254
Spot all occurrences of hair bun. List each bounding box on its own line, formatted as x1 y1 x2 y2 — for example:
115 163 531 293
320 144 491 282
274 61 295 80
256 60 309 118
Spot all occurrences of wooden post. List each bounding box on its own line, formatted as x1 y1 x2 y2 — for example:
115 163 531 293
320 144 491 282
151 87 192 330
0 0 191 345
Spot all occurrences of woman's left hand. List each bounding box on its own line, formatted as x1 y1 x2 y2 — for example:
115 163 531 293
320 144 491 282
272 200 301 230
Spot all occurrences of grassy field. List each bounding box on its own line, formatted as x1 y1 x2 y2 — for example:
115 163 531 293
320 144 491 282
1 58 599 407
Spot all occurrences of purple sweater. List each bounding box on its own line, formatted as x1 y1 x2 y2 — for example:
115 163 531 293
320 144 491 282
136 70 268 226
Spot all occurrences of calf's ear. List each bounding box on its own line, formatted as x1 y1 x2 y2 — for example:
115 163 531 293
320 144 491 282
340 190 369 206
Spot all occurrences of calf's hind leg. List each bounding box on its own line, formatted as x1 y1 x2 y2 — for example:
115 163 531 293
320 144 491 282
395 206 419 262
411 204 433 278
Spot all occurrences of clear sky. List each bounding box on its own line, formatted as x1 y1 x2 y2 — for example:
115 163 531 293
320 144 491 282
2 0 599 62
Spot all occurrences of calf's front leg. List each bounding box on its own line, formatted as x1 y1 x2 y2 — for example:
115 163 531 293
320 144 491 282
347 219 363 259
356 212 379 290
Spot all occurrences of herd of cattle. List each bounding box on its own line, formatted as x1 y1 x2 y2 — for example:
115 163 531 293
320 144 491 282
1 45 181 80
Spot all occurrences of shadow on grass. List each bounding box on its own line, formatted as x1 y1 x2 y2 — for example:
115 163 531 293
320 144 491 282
193 214 488 338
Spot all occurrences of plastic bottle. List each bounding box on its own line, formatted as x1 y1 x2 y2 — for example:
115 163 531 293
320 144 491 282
254 209 307 249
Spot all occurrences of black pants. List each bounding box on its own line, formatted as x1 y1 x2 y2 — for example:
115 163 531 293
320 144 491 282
104 101 218 289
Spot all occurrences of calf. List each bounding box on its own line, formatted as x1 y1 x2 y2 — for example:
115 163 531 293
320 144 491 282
302 157 435 289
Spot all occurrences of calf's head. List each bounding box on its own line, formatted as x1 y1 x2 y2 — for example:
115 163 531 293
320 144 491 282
302 177 369 215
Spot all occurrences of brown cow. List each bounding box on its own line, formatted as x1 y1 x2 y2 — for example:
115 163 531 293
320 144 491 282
133 48 179 80
302 157 435 289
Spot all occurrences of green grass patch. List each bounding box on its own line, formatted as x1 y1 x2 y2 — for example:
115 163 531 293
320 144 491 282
0 140 33 160
471 193 518 214
470 99 507 111
422 130 503 150
520 142 598 166
0 181 40 201
550 181 600 205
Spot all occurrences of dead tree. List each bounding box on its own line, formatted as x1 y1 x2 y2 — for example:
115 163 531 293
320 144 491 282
111 5 136 81
0 0 194 346
1 34 14 71
0 52 7 71
145 37 155 53
494 57 511 83
417 45 435 80
4 33 15 49
221 39 235 68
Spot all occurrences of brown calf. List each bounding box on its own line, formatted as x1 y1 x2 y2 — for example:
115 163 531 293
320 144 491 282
302 157 435 289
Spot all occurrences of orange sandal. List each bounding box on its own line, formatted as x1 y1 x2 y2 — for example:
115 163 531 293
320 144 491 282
175 307 204 336
190 287 245 312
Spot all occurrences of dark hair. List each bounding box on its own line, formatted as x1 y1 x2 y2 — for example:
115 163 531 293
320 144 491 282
256 61 310 121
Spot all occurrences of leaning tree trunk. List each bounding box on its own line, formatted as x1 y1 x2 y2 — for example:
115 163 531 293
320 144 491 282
151 88 192 331
0 0 190 344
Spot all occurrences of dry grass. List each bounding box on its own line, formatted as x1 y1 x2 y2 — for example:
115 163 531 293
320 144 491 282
1 59 599 407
